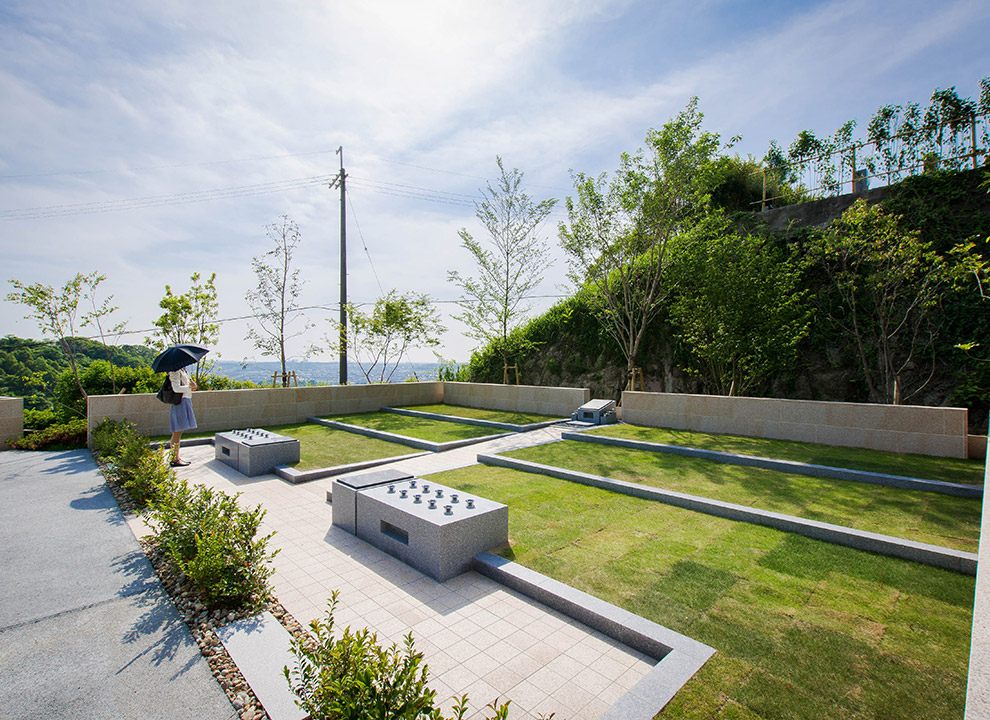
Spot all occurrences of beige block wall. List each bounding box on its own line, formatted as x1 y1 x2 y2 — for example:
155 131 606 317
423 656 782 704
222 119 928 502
970 435 988 461
0 396 24 451
621 391 970 459
88 382 444 439
442 382 590 418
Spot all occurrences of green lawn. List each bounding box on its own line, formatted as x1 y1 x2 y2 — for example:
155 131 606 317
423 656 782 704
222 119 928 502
325 411 501 443
261 422 414 470
504 440 982 552
152 422 414 470
588 423 986 486
432 464 974 720
396 403 563 425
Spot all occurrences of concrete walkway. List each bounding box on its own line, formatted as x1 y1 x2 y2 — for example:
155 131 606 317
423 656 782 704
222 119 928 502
174 426 658 720
0 450 234 720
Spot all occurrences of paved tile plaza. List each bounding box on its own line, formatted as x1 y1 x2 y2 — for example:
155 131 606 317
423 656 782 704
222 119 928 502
149 427 657 720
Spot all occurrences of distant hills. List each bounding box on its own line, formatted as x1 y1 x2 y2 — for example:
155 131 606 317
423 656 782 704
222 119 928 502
213 360 443 386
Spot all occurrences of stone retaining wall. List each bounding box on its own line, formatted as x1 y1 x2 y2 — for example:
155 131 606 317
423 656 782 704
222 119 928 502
441 382 588 418
0 396 23 450
87 382 444 439
621 391 969 459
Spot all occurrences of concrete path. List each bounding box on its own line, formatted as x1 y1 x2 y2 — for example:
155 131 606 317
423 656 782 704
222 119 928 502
0 450 234 720
176 424 657 720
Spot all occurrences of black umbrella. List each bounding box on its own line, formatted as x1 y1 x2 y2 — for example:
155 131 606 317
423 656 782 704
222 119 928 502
151 344 210 373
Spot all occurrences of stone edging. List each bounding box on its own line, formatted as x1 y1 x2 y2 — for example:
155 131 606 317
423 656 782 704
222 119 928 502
562 431 983 498
477 453 978 575
381 406 564 433
472 552 715 720
308 417 513 453
273 451 430 484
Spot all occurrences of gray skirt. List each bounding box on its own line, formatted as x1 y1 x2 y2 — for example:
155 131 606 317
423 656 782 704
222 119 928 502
170 397 197 433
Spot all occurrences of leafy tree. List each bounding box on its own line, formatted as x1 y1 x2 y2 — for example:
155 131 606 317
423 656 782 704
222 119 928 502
245 216 311 386
669 215 810 395
53 360 162 420
333 290 444 384
148 272 220 382
448 157 556 382
6 272 117 412
559 97 725 388
811 200 969 404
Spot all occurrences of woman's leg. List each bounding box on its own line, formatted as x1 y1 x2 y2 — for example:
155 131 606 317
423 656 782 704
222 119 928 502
170 431 183 462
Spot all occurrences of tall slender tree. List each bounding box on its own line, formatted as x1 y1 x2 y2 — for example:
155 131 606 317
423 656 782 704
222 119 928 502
559 98 725 389
147 272 220 382
245 216 310 386
448 157 556 381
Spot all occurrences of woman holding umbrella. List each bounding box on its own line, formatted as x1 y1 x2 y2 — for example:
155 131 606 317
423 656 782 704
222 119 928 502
167 367 197 466
152 344 209 467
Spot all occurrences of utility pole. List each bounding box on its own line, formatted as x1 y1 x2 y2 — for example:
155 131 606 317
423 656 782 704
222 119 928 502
334 146 347 385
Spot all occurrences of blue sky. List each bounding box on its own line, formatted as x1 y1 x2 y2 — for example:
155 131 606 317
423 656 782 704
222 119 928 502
1 0 988 366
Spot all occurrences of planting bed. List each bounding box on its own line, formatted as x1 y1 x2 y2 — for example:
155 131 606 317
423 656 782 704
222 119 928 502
587 424 985 486
395 403 564 426
323 410 501 443
503 440 982 553
432 463 975 720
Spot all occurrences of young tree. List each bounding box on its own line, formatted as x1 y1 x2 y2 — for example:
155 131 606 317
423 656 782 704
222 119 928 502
331 290 444 383
812 200 967 404
448 157 556 382
246 216 311 386
147 272 220 382
559 98 725 389
6 271 116 407
669 215 810 396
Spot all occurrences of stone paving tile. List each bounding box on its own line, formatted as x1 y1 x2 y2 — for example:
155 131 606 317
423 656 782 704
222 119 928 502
172 429 655 719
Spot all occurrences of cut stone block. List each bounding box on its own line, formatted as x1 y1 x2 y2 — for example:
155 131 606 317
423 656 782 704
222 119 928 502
214 428 300 477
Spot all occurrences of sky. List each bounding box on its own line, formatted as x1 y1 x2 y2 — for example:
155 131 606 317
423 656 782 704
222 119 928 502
1 0 988 371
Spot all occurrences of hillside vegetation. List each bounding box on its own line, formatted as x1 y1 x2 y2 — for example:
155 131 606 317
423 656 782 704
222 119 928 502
461 168 990 430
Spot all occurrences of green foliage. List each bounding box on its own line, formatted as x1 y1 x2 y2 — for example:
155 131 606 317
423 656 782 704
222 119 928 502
708 154 811 212
9 418 87 450
90 417 137 456
285 592 512 720
22 407 58 430
560 97 727 377
193 373 260 390
54 360 163 421
669 214 811 395
147 479 277 609
809 200 965 404
147 271 221 382
0 335 154 411
448 157 556 369
246 216 312 385
336 291 444 383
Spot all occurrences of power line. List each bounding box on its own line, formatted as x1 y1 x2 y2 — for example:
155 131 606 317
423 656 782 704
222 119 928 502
346 193 385 296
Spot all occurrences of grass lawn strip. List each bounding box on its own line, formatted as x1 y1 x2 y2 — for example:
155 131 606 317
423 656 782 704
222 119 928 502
565 430 981 498
588 423 985 486
431 464 974 720
502 440 981 553
151 422 415 471
396 403 564 426
324 410 501 443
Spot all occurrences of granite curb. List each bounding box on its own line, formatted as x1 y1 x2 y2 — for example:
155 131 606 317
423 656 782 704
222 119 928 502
561 431 983 498
473 552 715 720
477 453 978 575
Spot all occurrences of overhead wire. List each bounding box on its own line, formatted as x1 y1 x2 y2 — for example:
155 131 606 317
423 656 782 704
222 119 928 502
346 192 385 296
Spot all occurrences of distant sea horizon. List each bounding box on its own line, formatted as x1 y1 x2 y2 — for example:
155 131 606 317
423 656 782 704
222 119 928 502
213 360 444 386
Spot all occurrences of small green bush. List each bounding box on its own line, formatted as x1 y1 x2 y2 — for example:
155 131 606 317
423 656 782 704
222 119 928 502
285 592 515 720
9 418 87 450
125 449 174 508
90 418 138 456
22 408 58 431
148 478 278 609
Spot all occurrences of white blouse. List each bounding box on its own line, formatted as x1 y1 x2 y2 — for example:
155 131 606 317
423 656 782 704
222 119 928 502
168 369 193 399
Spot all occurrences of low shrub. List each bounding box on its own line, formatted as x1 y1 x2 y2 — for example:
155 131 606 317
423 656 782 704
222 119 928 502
285 592 518 720
148 479 278 609
9 418 87 450
90 418 138 456
125 449 174 507
22 408 58 431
